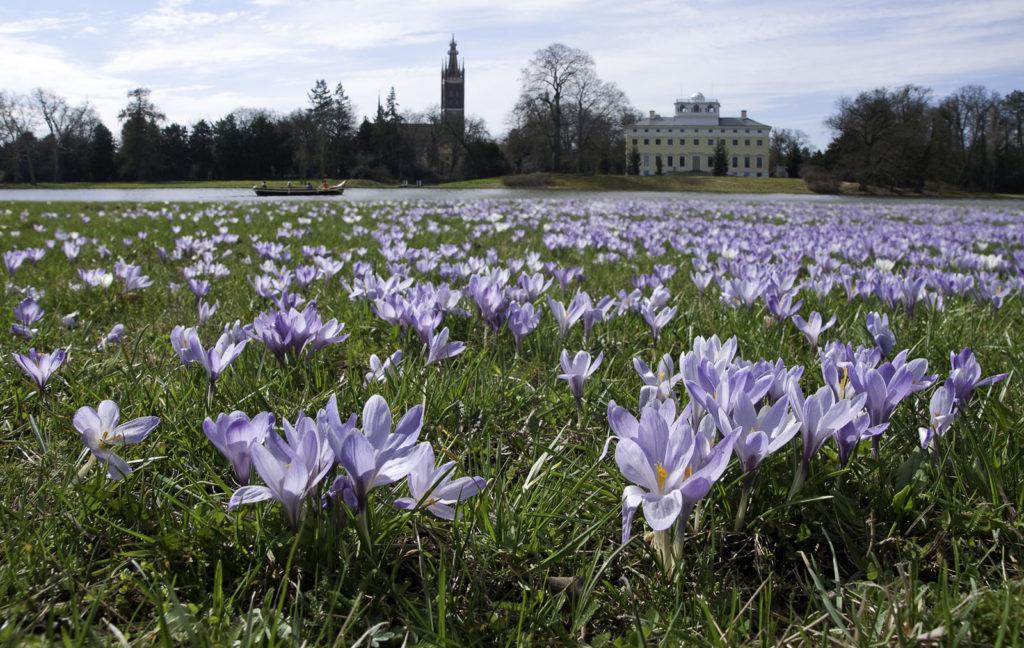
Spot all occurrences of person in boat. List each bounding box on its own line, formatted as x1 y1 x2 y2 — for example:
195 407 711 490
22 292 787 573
320 179 330 190
287 181 292 188
306 181 313 190
260 181 268 188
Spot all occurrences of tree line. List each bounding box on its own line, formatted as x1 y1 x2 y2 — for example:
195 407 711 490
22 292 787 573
0 83 506 184
814 85 1024 193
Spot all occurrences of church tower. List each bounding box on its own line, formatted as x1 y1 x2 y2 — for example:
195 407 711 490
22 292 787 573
440 36 465 136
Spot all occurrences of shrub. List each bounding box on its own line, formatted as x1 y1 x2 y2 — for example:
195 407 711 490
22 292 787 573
502 173 555 188
801 166 842 194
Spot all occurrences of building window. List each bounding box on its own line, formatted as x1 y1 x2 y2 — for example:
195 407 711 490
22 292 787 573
693 105 701 112
655 139 661 145
643 154 650 167
733 129 738 133
707 156 713 168
707 139 713 145
644 139 649 145
744 156 750 168
756 172 762 177
644 129 649 133
632 139 637 146
756 157 763 169
745 129 750 133
632 128 637 133
667 139 673 145
731 156 737 168
667 155 674 167
745 139 750 146
655 155 662 169
732 139 737 146
679 156 685 167
757 139 763 147
693 139 698 145
757 130 763 134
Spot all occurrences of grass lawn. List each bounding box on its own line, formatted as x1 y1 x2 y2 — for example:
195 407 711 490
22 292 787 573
0 197 1022 645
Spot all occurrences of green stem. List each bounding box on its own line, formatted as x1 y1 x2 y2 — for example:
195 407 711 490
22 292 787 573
734 480 752 532
77 454 97 481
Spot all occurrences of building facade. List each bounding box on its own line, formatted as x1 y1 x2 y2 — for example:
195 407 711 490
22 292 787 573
627 93 771 176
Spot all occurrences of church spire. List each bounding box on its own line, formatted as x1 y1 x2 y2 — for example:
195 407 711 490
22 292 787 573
445 36 460 78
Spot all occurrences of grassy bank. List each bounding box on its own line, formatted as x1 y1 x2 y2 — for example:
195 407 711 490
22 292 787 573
438 173 811 193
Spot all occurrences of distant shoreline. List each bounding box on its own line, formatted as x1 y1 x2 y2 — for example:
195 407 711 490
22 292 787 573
1 175 1021 200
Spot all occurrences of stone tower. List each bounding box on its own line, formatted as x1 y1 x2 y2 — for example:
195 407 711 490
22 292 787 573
440 36 465 136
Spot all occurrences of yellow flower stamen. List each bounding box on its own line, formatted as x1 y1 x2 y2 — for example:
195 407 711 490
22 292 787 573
684 465 693 479
839 366 849 399
655 463 668 494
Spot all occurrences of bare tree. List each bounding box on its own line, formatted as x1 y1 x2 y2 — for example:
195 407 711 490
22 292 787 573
32 88 96 182
0 91 39 183
566 67 629 173
518 44 593 171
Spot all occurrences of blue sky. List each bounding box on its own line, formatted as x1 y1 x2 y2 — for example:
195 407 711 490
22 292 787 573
2 0 1023 147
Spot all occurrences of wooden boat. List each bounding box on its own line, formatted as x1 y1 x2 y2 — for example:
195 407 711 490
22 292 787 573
253 181 346 197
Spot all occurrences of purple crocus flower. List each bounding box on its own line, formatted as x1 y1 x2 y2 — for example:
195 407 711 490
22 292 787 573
866 311 896 356
198 300 218 325
170 325 248 385
731 393 800 475
187 277 210 300
616 407 739 547
834 411 887 467
844 349 936 455
792 311 837 347
97 323 125 350
78 268 114 290
13 298 44 326
203 411 274 484
918 382 957 450
228 414 334 528
394 444 486 520
328 394 429 513
365 350 403 386
788 382 867 494
546 294 587 339
73 400 160 480
426 327 465 365
11 297 43 339
765 290 803 321
508 301 541 351
249 302 348 360
633 354 682 408
12 347 67 391
947 348 1008 407
641 304 677 343
558 349 604 406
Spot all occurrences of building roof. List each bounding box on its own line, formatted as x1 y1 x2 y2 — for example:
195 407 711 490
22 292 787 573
632 115 770 128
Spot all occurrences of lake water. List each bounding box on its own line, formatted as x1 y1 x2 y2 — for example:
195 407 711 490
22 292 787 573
1 187 1022 206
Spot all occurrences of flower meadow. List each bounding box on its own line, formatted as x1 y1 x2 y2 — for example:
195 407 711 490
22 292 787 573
1 197 1022 645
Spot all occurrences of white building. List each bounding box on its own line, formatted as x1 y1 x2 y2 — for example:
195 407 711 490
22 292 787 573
627 93 771 177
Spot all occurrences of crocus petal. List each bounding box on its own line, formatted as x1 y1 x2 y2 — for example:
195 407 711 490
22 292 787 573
228 485 274 510
113 416 160 444
641 490 683 531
